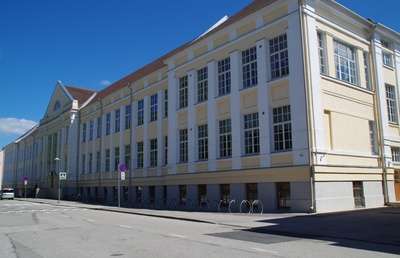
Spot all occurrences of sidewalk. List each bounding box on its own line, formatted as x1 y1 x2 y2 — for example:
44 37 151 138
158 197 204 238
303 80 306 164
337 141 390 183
17 198 400 248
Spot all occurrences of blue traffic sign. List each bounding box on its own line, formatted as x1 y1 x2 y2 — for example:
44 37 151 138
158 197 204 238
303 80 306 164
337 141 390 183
119 164 126 172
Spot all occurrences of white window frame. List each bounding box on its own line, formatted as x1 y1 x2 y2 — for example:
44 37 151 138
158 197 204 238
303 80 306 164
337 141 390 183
150 93 158 122
137 99 144 126
218 57 231 96
273 105 292 151
270 34 289 79
197 67 208 102
150 139 158 167
242 46 258 88
334 40 357 85
386 84 398 124
179 129 188 163
244 113 260 155
317 31 326 74
179 76 188 108
198 124 208 161
219 119 232 158
391 147 400 163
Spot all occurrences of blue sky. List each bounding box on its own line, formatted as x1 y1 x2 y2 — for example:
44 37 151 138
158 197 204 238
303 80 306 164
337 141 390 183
0 0 399 149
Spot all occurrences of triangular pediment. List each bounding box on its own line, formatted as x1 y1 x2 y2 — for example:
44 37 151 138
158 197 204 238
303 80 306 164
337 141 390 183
41 81 74 124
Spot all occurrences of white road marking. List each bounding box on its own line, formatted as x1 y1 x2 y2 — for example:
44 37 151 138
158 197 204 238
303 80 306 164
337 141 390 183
250 247 278 254
86 219 96 222
120 225 132 229
169 234 187 238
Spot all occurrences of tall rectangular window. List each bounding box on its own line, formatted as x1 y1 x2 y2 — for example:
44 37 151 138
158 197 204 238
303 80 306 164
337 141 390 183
179 75 188 108
114 147 120 171
392 147 400 162
334 40 357 84
220 184 230 206
115 109 120 133
198 124 208 160
65 126 69 144
164 89 168 118
219 119 232 158
97 117 101 138
246 183 258 204
137 99 144 125
353 181 365 207
125 144 130 170
369 121 377 154
242 46 258 88
218 57 231 96
137 142 143 168
150 94 158 122
197 67 208 102
96 151 100 172
317 32 326 74
106 113 111 135
273 105 292 151
363 52 371 90
82 123 87 142
270 34 289 79
82 154 86 174
105 149 110 172
88 153 93 173
382 52 393 67
164 136 168 165
244 113 260 154
179 129 188 162
125 105 131 130
89 120 93 141
386 84 398 123
150 139 158 167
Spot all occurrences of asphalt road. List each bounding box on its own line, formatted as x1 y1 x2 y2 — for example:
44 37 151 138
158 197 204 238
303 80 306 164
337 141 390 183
0 200 399 257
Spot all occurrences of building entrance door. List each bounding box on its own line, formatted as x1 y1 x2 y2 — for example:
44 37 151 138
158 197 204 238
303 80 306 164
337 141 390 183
394 170 400 201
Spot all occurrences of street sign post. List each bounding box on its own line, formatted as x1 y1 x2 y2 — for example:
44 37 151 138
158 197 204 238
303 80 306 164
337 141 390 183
117 164 126 208
59 172 67 180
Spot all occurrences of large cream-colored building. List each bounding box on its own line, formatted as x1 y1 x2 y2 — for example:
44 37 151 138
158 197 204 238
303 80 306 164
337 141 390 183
2 0 400 212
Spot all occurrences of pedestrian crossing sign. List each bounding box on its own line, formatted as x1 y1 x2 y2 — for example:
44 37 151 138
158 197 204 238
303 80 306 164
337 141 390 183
59 172 67 180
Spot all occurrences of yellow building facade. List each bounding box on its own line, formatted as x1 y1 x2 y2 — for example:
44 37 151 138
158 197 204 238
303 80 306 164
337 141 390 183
2 0 400 213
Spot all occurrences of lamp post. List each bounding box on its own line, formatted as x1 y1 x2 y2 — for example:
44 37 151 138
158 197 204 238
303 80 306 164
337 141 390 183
55 158 60 203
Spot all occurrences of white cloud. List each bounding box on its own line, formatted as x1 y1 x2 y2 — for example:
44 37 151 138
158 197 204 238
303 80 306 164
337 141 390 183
99 79 111 86
0 118 37 136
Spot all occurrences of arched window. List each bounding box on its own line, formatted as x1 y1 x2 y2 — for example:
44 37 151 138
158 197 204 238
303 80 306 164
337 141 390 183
54 101 60 111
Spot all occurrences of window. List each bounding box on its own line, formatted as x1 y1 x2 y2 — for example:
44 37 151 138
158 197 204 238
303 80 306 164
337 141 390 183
137 142 143 168
218 57 231 96
381 39 391 49
219 119 232 158
89 153 93 173
179 75 188 108
244 113 260 155
54 101 60 111
353 181 364 207
137 99 144 126
125 105 131 130
105 149 110 172
82 154 86 174
96 151 100 172
125 144 130 170
246 183 258 204
115 109 120 133
179 129 188 162
198 124 208 160
273 105 292 151
150 93 158 122
149 186 155 202
369 121 377 154
164 136 168 165
114 147 120 171
89 120 93 141
82 123 87 142
392 147 400 162
277 182 291 208
198 184 207 205
382 52 393 67
97 117 101 138
386 84 398 123
270 34 289 79
334 41 357 84
197 67 208 102
150 139 158 167
363 52 371 90
106 113 111 135
317 32 326 74
164 89 168 118
179 185 186 204
220 184 230 206
242 46 258 88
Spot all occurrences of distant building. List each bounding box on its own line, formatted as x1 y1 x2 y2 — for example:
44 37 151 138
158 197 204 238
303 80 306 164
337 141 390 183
2 0 400 212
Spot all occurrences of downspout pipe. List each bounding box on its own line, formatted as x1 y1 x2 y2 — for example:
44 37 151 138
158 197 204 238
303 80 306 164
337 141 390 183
128 84 134 197
98 98 104 193
370 24 389 205
299 0 316 212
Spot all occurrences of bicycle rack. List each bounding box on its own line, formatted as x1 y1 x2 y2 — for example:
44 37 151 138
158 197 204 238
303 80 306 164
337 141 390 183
251 199 264 214
239 200 252 214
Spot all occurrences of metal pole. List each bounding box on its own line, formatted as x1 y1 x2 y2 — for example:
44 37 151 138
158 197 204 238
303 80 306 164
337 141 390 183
118 170 120 208
55 157 60 203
